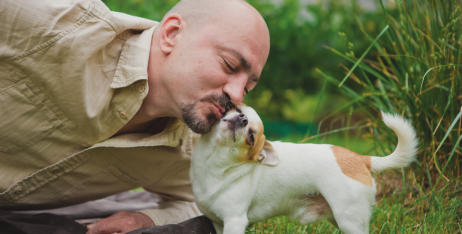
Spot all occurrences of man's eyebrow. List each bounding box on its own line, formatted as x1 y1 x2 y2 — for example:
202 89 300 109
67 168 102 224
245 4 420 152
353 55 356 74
220 46 260 84
249 74 259 84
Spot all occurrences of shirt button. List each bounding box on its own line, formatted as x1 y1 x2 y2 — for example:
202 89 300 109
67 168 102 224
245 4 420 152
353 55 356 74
119 111 127 119
51 168 61 174
15 188 24 195
138 85 146 93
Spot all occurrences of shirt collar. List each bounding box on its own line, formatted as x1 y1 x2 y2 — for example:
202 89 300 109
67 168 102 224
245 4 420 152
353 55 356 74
110 24 158 89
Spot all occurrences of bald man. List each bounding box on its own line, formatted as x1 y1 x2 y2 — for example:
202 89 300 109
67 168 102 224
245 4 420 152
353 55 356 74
0 0 270 233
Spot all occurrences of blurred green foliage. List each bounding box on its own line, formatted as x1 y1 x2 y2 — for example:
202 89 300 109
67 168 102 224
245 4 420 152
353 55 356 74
102 0 391 123
244 0 391 121
102 0 178 20
317 0 462 185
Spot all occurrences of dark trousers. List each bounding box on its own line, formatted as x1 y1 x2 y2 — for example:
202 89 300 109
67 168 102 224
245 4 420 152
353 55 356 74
0 209 216 234
127 216 216 234
0 209 87 234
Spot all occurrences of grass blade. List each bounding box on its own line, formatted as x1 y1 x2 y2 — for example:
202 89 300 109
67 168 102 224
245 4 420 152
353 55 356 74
300 124 369 142
430 108 462 181
419 64 462 94
338 25 389 87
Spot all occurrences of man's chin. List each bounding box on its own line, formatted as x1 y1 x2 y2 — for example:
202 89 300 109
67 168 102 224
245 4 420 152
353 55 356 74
184 116 217 134
180 102 221 134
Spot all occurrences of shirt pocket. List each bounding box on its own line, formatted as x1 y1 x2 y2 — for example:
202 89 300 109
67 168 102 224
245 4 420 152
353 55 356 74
60 160 148 206
0 81 63 153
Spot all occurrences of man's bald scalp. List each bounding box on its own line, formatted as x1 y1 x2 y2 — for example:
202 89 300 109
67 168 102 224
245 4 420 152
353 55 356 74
161 0 247 29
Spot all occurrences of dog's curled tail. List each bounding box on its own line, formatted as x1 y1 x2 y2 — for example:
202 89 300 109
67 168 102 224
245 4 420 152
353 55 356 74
369 111 418 173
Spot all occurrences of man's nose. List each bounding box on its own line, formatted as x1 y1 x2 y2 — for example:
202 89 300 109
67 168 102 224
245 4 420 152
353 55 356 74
223 75 247 105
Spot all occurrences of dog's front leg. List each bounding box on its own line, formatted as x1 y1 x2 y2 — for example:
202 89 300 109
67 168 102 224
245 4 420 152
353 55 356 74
223 215 249 234
212 221 224 234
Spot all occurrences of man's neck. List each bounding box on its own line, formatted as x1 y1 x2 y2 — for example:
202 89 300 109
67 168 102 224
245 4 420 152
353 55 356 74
113 116 170 137
113 30 182 137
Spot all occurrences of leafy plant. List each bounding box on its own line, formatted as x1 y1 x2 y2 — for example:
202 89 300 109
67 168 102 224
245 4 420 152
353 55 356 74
245 0 392 120
314 0 462 187
102 0 178 20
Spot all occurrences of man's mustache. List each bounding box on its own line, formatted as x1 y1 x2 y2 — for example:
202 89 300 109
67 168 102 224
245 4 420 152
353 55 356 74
200 93 235 116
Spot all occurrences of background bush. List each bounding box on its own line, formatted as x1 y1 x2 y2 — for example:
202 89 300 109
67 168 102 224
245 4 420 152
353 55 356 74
103 0 462 231
316 0 462 187
103 0 391 121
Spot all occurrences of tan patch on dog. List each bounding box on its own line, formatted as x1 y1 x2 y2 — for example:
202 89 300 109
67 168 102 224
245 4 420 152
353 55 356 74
237 122 265 162
331 146 372 187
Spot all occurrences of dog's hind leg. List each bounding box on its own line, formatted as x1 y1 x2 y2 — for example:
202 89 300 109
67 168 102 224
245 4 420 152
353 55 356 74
323 197 371 234
327 193 373 234
332 211 370 234
222 215 249 234
317 180 375 234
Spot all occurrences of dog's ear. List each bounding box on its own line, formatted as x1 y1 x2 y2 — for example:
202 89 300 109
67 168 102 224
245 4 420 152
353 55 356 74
257 141 279 166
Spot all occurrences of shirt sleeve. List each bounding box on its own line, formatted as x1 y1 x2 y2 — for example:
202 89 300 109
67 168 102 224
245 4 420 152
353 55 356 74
0 0 92 60
137 197 202 226
137 159 202 225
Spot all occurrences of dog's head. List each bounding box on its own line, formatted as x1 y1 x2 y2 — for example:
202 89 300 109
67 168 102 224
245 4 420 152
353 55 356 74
207 104 279 166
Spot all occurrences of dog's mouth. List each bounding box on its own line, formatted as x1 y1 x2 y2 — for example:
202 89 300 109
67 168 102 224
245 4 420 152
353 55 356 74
221 111 248 143
222 120 244 143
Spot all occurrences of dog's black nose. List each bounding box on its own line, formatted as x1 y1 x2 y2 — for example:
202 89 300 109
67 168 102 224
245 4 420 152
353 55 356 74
239 113 248 126
224 112 248 128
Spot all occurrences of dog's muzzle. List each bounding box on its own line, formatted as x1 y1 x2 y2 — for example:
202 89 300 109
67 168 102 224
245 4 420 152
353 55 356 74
223 113 248 129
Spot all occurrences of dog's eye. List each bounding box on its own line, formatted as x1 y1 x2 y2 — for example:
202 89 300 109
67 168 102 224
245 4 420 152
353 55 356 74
246 130 255 146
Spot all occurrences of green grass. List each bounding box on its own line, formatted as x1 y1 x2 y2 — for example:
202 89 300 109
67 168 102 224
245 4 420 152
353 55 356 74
244 171 462 233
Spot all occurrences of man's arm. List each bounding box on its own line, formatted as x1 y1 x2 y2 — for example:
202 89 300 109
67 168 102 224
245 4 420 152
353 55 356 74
86 210 154 234
87 155 201 233
136 193 202 226
137 129 203 225
0 0 90 60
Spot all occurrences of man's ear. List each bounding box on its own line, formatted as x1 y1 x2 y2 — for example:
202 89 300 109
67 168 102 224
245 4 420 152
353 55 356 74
159 14 183 54
257 141 279 166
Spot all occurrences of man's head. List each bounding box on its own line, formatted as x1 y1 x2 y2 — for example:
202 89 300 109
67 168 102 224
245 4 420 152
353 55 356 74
147 0 270 134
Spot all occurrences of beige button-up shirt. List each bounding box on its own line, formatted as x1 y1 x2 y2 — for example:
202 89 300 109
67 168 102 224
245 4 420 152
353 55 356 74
0 0 202 225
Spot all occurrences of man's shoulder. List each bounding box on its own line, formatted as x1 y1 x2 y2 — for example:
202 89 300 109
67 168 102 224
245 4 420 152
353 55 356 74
1 0 93 59
0 0 157 59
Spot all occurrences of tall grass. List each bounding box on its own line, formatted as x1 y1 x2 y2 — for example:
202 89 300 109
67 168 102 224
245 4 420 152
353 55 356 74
267 0 462 232
313 0 462 188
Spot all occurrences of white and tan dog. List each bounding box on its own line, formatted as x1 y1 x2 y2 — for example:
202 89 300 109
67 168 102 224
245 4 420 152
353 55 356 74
191 105 417 234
